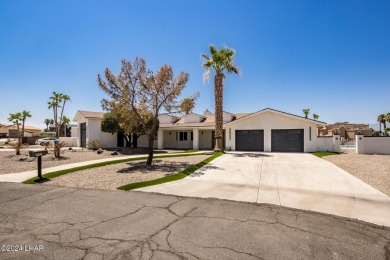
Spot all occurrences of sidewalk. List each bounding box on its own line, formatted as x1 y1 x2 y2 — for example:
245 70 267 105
0 151 205 183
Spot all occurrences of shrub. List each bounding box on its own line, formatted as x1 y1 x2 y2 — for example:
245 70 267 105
9 141 28 155
87 140 102 150
49 141 66 158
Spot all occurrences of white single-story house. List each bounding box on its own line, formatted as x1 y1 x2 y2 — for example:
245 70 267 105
72 108 340 153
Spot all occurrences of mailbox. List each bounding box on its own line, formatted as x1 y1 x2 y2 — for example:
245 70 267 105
29 150 48 179
29 150 48 157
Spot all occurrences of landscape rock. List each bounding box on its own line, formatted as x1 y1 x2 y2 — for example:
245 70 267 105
111 152 118 156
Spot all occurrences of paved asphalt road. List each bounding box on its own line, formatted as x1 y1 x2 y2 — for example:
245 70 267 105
0 183 389 260
140 152 390 227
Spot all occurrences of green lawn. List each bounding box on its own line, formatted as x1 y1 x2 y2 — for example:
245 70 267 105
22 152 206 184
312 151 340 158
117 152 224 191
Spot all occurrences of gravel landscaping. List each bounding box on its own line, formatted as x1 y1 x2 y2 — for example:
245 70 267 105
0 149 129 174
43 155 211 190
324 150 390 196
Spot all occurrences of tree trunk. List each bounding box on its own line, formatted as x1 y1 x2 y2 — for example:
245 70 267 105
132 133 138 148
124 134 131 147
214 73 224 152
146 133 154 165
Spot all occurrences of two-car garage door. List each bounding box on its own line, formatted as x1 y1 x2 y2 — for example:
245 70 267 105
235 129 304 152
236 130 264 151
271 129 304 152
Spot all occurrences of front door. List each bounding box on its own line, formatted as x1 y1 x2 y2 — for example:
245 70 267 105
80 123 86 148
117 132 124 147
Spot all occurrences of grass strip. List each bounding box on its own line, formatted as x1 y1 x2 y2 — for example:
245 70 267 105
22 152 206 184
117 152 224 191
312 151 340 158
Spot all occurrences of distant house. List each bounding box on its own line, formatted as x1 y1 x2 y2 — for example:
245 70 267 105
0 124 8 138
318 123 373 140
5 125 41 138
72 108 339 153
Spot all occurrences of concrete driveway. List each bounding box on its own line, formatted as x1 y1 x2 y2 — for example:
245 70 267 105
1 183 389 259
139 152 390 227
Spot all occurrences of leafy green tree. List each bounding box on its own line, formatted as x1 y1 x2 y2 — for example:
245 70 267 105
98 57 189 165
202 45 239 151
303 109 310 119
313 113 319 120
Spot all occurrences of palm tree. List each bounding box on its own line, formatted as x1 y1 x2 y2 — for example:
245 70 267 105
48 92 62 137
386 113 390 127
202 45 239 151
59 94 71 136
8 112 22 154
20 110 31 140
60 115 70 137
377 114 386 135
303 109 310 119
313 114 319 120
44 119 51 131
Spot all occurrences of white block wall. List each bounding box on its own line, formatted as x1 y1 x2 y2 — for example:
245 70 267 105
356 135 390 155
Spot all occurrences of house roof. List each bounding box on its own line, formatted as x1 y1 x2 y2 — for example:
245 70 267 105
224 108 326 126
73 110 105 121
7 125 41 130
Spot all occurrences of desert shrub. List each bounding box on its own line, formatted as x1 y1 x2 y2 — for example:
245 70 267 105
9 141 28 155
87 140 102 150
50 141 66 158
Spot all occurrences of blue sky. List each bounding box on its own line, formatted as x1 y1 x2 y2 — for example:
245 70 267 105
0 0 389 129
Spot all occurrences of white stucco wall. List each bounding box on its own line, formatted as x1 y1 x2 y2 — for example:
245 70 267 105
59 137 78 147
316 136 340 152
199 130 212 149
87 119 117 148
71 127 78 138
225 111 320 152
137 135 158 149
163 130 178 149
356 135 390 155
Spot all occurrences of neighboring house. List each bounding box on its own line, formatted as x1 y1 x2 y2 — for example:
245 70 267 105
0 124 8 138
73 108 334 152
318 123 372 140
6 125 41 138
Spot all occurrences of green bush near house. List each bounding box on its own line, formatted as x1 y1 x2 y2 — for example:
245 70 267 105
312 151 340 158
117 152 224 191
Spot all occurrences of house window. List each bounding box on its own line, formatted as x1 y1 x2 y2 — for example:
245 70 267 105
191 132 193 141
229 128 231 140
179 132 188 141
309 127 312 141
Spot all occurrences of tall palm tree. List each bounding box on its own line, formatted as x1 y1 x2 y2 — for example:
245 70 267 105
44 119 51 131
20 110 31 140
303 109 310 119
386 113 390 128
48 92 63 137
8 112 22 154
202 45 239 151
313 113 319 120
377 114 386 135
59 94 71 136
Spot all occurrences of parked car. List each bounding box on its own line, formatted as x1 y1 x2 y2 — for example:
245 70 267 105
35 137 59 146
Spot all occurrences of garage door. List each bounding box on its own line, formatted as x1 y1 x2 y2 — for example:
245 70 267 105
236 130 264 151
271 129 304 152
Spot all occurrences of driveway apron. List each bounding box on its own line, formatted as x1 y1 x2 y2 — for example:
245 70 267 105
139 152 390 227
